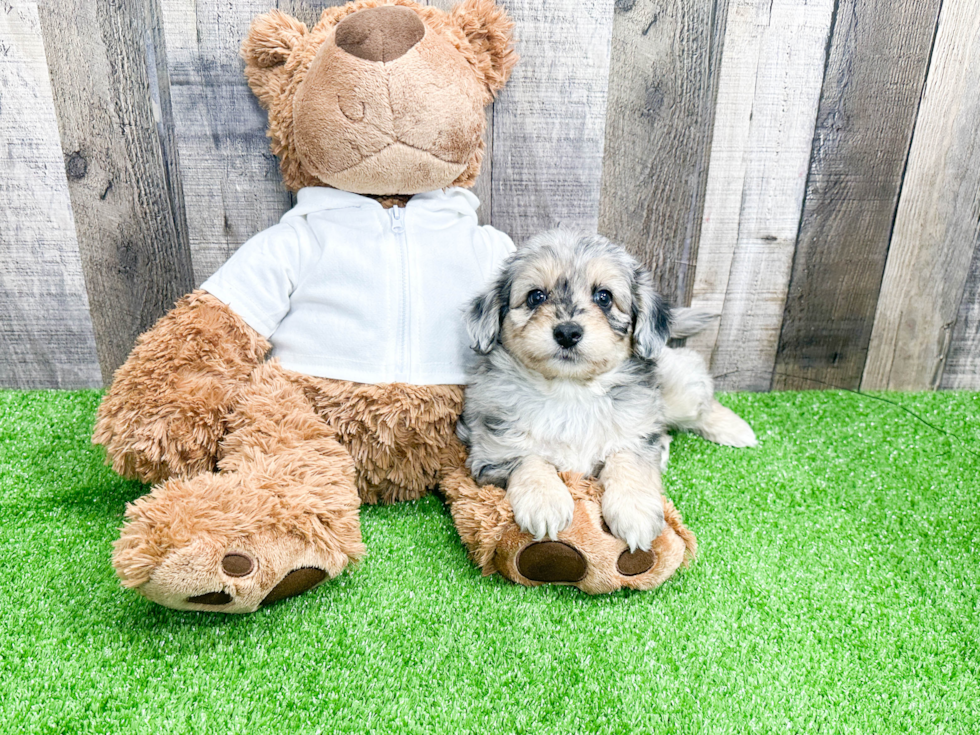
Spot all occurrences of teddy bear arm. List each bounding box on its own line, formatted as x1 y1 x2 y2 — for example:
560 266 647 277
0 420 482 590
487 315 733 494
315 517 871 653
93 290 270 484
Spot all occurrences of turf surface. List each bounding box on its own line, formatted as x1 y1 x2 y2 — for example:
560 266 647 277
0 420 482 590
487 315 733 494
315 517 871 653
0 389 977 734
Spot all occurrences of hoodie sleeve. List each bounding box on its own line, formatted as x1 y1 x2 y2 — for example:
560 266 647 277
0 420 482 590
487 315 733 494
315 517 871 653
199 221 314 339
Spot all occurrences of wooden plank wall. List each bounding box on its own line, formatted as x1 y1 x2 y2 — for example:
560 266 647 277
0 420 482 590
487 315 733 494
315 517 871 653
598 0 729 305
37 0 194 384
1 0 979 391
863 0 980 391
490 0 614 243
0 1 101 389
772 0 941 391
688 0 837 391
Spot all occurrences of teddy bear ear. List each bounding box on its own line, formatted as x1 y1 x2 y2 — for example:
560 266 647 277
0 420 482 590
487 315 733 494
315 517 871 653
449 0 518 96
240 10 308 108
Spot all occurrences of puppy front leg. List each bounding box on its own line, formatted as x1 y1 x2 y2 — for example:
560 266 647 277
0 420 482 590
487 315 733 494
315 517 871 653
507 456 575 541
600 449 665 552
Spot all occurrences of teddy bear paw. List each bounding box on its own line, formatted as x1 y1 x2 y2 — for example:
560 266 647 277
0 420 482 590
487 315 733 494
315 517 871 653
497 492 692 594
444 469 696 594
514 537 660 585
113 471 364 613
134 532 343 613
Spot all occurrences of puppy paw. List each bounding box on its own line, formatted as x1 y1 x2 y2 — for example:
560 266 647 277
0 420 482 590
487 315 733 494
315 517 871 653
507 472 575 541
601 485 665 552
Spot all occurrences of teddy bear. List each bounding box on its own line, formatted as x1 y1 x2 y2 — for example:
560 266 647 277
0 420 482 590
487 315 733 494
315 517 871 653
94 0 697 613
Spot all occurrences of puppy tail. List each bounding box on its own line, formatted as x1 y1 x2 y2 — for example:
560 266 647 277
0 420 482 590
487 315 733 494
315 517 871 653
669 307 718 339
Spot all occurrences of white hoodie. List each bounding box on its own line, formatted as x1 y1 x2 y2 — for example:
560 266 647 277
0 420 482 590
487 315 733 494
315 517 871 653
201 187 515 385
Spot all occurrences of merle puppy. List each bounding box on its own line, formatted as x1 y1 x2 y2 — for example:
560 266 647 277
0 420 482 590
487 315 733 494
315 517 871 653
457 230 756 552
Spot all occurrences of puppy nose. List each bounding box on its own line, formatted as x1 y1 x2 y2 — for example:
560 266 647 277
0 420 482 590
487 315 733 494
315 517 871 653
334 6 425 63
553 322 584 348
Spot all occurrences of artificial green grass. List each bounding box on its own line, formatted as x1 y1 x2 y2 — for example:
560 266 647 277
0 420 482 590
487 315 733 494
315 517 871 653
0 389 977 734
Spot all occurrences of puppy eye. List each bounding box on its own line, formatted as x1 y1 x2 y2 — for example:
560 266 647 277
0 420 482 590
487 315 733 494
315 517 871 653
526 290 547 308
593 289 613 308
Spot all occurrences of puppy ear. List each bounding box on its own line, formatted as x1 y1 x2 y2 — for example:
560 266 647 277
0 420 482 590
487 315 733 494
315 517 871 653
631 267 672 360
465 280 509 354
450 0 518 96
241 10 308 109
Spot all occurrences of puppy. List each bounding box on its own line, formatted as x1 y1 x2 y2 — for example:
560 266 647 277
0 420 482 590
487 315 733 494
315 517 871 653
457 230 756 552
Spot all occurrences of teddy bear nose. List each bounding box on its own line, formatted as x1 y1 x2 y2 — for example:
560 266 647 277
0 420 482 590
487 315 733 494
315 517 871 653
334 6 426 63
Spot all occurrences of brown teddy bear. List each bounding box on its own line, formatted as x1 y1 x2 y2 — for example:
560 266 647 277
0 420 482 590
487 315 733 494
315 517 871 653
94 0 696 613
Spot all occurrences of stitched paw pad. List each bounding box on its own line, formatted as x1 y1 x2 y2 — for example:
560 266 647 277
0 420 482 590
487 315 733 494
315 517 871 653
135 535 338 613
443 468 696 594
114 471 363 613
516 541 587 583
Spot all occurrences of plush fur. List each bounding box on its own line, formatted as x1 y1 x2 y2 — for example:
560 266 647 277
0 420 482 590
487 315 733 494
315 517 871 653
94 1 707 611
93 291 270 484
241 0 516 194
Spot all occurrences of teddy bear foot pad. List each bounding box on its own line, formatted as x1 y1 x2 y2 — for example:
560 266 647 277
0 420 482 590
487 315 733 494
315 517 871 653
515 541 659 583
185 559 328 609
112 471 365 613
134 530 343 613
444 468 697 594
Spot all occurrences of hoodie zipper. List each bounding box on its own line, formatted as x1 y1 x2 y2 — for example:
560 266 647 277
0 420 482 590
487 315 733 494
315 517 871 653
389 206 409 378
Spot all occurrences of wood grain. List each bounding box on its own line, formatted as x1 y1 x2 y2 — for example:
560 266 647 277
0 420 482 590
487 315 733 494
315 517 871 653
862 0 980 390
4 0 980 391
488 0 615 244
598 0 729 305
942 241 980 389
37 0 195 383
684 0 768 361
772 0 942 391
688 0 835 391
0 1 101 388
161 0 294 282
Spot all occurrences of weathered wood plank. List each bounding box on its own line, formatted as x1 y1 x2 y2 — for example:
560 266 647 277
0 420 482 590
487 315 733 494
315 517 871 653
862 0 980 391
147 0 195 291
161 0 293 283
472 107 494 227
772 0 942 391
0 0 101 389
942 241 980 389
37 0 195 383
688 0 835 391
684 0 768 360
489 0 615 244
598 0 729 305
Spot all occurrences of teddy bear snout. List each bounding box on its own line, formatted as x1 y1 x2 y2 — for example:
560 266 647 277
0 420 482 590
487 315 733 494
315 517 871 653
335 6 425 63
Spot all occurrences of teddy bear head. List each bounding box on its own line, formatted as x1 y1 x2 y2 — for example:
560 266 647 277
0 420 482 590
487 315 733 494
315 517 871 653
241 0 517 196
